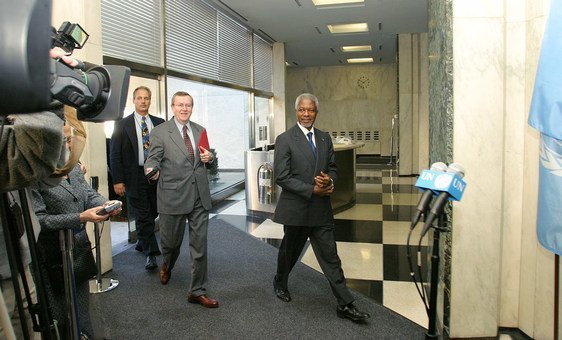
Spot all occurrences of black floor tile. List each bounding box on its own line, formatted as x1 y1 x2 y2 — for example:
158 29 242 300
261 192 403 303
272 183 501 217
346 279 383 304
334 220 382 243
382 184 419 194
356 176 382 184
356 192 382 204
383 244 428 282
382 205 418 221
209 199 240 214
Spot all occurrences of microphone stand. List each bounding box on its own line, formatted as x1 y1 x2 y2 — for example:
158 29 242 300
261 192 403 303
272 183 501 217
426 213 448 339
88 177 119 294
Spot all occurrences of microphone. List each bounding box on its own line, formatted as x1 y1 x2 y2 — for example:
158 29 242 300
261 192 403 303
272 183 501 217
419 163 467 237
410 162 448 228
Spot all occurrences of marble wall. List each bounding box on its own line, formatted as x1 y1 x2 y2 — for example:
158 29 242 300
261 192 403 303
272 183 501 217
285 64 397 156
427 0 556 338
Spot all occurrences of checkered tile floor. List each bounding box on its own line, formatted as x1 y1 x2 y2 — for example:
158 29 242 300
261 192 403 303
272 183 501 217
209 164 430 327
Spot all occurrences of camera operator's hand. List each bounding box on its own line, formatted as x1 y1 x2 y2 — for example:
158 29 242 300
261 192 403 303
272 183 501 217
49 47 79 68
80 206 111 223
113 183 126 197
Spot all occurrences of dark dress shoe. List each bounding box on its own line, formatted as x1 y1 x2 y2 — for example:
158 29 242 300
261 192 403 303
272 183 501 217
145 255 157 270
336 303 370 322
188 294 219 308
135 243 143 252
159 263 171 285
274 288 291 302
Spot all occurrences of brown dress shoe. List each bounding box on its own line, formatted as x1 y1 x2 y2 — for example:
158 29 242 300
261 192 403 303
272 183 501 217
159 263 171 285
187 294 219 308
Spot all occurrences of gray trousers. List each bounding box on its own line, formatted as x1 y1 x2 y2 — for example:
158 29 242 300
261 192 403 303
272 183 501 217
159 198 209 297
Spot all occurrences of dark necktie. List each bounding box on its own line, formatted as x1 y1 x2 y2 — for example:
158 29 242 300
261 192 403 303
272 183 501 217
141 116 149 161
307 131 317 157
183 125 195 163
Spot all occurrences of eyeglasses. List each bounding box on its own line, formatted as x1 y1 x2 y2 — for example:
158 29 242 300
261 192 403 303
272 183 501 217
174 103 192 109
297 108 317 113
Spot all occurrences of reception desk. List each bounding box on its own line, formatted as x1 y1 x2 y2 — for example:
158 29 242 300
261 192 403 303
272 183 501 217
245 142 363 214
331 142 363 213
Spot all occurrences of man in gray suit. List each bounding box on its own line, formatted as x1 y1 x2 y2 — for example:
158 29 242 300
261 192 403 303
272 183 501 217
272 93 369 322
144 91 218 308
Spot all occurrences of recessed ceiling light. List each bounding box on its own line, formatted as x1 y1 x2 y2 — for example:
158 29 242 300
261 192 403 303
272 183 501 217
341 45 372 52
327 23 369 34
347 57 373 64
312 0 364 5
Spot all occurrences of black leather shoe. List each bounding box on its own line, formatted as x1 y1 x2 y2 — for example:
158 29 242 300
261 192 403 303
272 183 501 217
336 303 370 322
274 288 291 302
135 243 143 252
145 255 157 270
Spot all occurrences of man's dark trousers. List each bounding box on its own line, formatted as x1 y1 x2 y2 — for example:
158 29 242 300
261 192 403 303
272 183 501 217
130 166 159 256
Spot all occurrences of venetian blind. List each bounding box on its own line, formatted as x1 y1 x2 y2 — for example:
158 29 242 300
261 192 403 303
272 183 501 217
218 12 252 87
166 0 218 80
100 0 163 67
253 34 273 92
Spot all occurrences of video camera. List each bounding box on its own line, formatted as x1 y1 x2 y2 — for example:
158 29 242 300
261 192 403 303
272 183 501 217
0 0 130 122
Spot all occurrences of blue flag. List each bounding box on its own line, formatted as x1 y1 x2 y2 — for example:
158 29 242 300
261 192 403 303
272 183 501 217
535 136 562 255
528 0 562 255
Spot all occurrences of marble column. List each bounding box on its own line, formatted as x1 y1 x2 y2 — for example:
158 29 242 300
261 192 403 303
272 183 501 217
399 33 429 175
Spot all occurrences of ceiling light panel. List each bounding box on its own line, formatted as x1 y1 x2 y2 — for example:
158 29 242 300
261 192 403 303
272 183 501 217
327 23 369 34
341 45 372 52
312 0 364 6
347 57 373 63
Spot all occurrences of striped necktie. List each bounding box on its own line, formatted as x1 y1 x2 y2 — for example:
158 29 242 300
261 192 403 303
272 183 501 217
183 125 195 163
141 116 149 161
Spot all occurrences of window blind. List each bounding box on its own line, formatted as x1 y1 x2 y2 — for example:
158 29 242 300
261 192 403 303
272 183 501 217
253 34 273 92
101 0 163 67
166 0 218 80
218 12 252 87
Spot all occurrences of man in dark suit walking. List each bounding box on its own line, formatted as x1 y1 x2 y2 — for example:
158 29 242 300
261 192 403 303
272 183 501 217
110 86 164 270
144 91 218 308
272 93 370 322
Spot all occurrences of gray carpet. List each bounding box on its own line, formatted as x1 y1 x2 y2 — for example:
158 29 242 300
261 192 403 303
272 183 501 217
90 217 426 339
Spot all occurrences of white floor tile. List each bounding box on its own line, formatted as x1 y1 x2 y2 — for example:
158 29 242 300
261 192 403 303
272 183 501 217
382 221 429 246
382 193 420 206
334 204 382 221
219 200 248 216
300 242 383 281
251 219 284 239
383 280 429 328
356 183 382 193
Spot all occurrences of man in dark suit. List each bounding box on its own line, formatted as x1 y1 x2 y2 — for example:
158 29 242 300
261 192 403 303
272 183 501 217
144 91 218 308
110 86 164 270
272 93 370 322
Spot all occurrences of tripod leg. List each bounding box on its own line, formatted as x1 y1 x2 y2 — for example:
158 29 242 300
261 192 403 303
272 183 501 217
17 190 55 339
0 289 17 340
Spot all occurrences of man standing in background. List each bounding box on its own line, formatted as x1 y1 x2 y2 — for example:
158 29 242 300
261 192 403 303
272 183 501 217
110 86 164 270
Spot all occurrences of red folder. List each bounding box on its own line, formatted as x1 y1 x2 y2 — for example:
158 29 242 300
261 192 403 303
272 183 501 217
198 129 210 152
